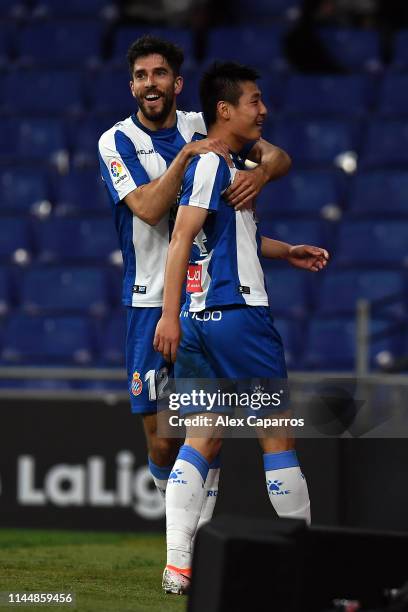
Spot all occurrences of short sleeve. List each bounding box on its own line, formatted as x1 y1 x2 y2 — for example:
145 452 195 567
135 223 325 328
98 129 150 205
179 153 231 212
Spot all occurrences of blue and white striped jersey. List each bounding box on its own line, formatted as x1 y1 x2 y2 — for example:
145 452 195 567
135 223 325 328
98 111 206 307
180 152 269 312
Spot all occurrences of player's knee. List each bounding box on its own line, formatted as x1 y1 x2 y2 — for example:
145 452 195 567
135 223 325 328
149 436 181 467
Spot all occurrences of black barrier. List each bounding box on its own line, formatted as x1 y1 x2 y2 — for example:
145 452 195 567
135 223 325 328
1 397 408 531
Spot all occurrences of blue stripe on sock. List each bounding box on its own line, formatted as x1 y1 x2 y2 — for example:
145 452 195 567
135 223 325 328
148 457 173 481
209 453 221 470
178 444 210 482
263 450 299 472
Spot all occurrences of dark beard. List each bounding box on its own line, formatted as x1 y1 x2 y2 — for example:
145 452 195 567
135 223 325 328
137 93 174 123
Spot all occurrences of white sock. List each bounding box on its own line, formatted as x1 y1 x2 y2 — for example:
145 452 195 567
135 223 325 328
166 444 209 571
191 453 221 551
148 457 172 499
263 450 311 524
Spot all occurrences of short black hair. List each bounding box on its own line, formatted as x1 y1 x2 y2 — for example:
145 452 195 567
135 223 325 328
127 34 184 77
199 61 260 128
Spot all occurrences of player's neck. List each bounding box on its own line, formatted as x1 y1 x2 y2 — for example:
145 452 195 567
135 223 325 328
207 126 247 153
136 107 177 132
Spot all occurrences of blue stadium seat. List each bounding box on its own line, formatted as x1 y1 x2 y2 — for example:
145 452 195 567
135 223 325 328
284 75 368 116
70 116 116 167
0 218 32 263
0 23 16 67
0 267 11 316
272 317 304 369
263 266 311 318
0 168 49 213
3 70 83 115
360 120 408 168
33 0 114 18
33 217 119 262
304 317 395 370
392 30 408 71
205 26 285 70
259 219 325 249
348 172 408 216
272 119 358 167
99 309 126 365
113 27 194 67
53 168 109 215
17 21 103 67
377 74 408 116
177 69 201 113
318 28 382 71
20 266 110 316
317 270 406 318
336 221 408 266
16 119 67 163
0 119 19 161
1 313 94 364
87 67 131 115
256 170 339 217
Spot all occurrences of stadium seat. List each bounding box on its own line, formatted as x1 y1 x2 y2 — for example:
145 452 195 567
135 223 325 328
317 270 406 318
205 26 285 70
304 317 395 370
1 313 94 364
377 74 408 116
318 28 382 72
336 220 408 266
360 120 408 168
70 116 117 167
53 168 109 215
272 317 304 369
17 21 103 67
99 309 126 365
112 27 194 67
16 119 67 164
32 0 114 18
263 266 311 318
0 168 49 213
272 118 358 167
177 69 201 113
3 69 84 115
87 67 131 116
0 218 32 263
0 267 11 316
256 170 340 218
33 217 119 263
259 219 326 249
391 30 408 71
0 119 19 161
284 75 368 117
348 172 408 216
20 266 110 316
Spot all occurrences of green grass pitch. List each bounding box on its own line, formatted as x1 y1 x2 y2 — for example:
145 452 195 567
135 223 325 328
0 529 186 612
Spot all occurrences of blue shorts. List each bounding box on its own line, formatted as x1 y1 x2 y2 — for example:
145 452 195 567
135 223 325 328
126 306 172 414
175 306 288 415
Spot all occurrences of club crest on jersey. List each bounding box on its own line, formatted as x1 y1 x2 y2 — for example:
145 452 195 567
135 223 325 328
131 371 143 397
110 159 129 186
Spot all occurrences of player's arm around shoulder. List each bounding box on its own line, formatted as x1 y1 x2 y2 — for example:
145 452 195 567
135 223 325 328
225 138 292 209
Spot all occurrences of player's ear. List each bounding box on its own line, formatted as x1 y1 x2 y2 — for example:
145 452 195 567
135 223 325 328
130 80 136 99
174 75 183 95
217 100 230 121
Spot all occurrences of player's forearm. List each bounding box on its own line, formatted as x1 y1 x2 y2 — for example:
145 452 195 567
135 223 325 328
261 237 292 259
248 141 292 183
161 234 192 320
125 147 192 225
